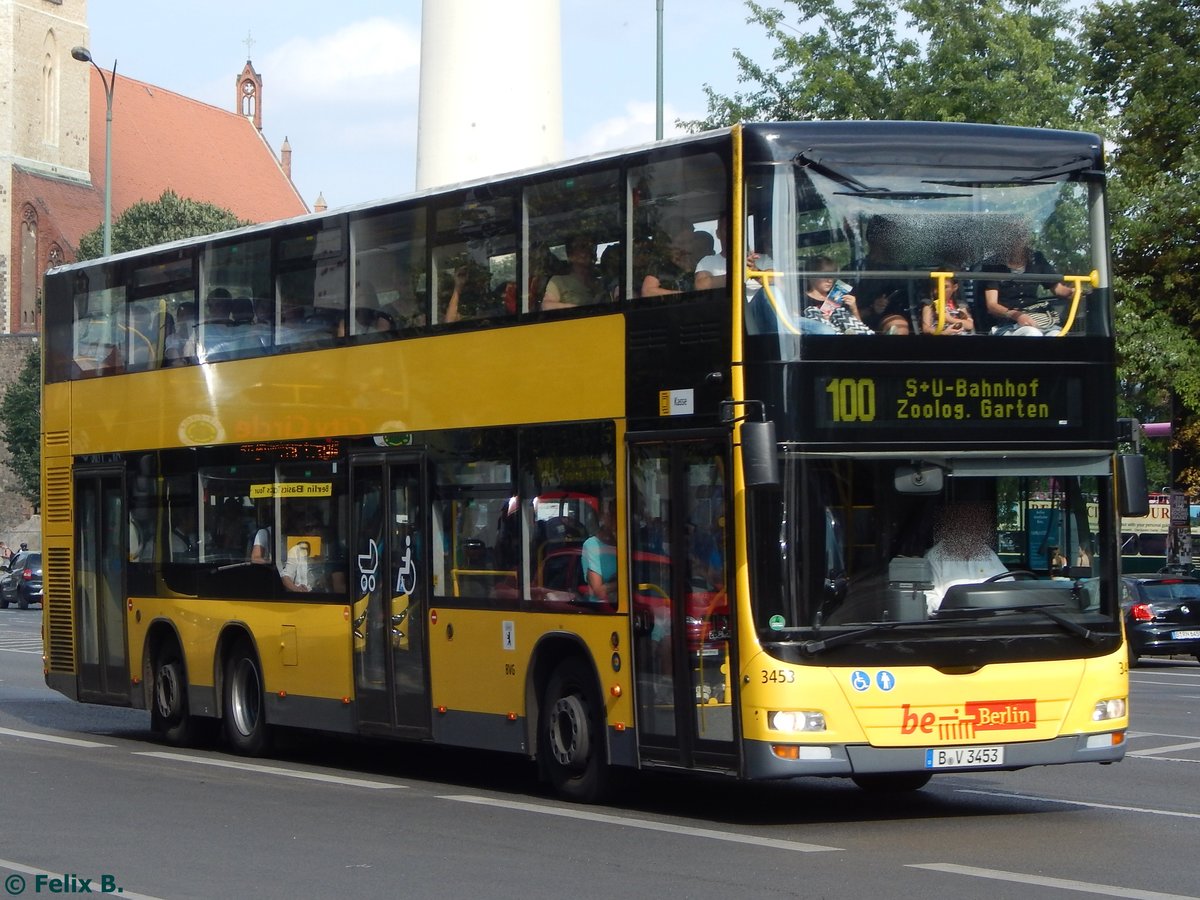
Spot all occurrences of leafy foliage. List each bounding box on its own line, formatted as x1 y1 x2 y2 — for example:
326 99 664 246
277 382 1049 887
682 0 1086 131
1083 0 1200 487
76 189 249 261
1 349 42 510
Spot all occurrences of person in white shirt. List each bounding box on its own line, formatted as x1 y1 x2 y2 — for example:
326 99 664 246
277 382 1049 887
924 501 1008 614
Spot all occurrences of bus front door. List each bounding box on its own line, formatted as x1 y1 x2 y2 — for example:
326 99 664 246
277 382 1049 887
630 439 736 771
351 457 431 737
74 469 129 703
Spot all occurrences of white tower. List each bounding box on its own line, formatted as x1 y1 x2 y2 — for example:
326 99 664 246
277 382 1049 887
415 0 563 190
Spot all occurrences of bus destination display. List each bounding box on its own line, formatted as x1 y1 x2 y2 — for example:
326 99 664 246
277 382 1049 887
813 369 1082 431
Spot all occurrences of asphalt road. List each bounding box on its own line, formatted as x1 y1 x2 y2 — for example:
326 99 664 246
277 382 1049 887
1 608 1198 900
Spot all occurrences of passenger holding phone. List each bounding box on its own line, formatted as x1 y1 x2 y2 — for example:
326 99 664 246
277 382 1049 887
802 256 874 335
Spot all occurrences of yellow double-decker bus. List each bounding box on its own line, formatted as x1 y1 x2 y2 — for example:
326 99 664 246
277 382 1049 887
41 122 1146 801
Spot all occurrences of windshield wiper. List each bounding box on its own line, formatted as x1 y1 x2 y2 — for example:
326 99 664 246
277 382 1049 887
800 622 901 655
924 157 1094 188
940 603 1100 644
795 150 882 193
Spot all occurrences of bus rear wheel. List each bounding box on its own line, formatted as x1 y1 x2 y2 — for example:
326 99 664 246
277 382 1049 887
223 642 270 756
150 651 193 745
852 772 933 792
540 658 608 803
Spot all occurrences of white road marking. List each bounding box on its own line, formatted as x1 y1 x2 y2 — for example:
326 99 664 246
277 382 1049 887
956 788 1200 819
1127 740 1200 757
909 862 1199 899
440 794 841 852
0 726 113 748
135 750 405 789
0 859 166 900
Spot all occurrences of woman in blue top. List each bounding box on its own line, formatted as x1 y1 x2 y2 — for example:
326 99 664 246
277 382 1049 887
581 501 618 608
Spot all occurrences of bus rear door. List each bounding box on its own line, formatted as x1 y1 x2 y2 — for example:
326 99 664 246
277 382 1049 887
74 467 130 703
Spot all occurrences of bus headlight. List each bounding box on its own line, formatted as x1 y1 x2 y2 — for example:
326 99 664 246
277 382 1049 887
1092 698 1127 721
768 710 826 732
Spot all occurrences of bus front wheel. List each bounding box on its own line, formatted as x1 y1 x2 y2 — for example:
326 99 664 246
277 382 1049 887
223 642 270 756
540 658 608 803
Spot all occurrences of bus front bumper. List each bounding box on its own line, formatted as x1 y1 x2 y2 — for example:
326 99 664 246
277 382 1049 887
743 731 1126 780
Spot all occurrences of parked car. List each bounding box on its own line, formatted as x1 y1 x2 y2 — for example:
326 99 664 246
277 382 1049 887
1120 574 1200 666
0 550 43 610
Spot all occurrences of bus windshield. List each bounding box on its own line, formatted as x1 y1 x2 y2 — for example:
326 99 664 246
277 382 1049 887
748 455 1117 651
744 142 1107 344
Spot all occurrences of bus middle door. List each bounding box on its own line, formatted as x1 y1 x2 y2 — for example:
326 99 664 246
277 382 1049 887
351 456 430 737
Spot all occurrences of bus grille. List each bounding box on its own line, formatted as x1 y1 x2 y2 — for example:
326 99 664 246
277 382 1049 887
45 547 75 673
44 467 72 525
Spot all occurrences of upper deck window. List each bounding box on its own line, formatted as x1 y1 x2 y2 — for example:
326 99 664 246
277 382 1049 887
526 168 622 311
628 152 727 301
743 146 1108 345
350 206 428 334
432 188 517 326
198 237 272 362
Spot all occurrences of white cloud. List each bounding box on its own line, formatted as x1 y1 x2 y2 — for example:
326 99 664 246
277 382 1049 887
565 100 689 160
265 17 421 104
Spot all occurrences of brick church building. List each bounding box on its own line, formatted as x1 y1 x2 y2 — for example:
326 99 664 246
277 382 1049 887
0 0 310 336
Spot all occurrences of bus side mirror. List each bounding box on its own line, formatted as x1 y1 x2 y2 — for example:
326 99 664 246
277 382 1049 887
742 420 779 488
1118 454 1149 518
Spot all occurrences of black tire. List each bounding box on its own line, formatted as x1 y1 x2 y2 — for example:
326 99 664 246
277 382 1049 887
16 592 28 610
540 658 608 803
150 649 197 745
852 771 933 792
0 596 9 610
1128 646 1140 669
223 641 270 755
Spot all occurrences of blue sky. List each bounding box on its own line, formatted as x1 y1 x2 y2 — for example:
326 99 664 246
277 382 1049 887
86 1 778 210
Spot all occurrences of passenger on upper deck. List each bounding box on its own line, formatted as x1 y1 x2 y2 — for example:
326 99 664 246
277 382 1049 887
694 215 729 291
166 301 198 364
443 262 489 323
858 217 913 335
802 257 874 335
920 269 974 335
639 218 702 298
542 234 607 310
983 228 1073 336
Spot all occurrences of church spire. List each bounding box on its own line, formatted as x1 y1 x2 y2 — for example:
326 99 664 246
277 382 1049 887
236 42 263 132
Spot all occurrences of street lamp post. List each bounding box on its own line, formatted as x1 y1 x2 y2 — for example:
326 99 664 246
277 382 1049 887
71 46 117 257
655 0 664 140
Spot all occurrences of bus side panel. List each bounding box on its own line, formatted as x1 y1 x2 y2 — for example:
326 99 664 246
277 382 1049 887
426 607 636 756
128 598 357 732
64 319 626 455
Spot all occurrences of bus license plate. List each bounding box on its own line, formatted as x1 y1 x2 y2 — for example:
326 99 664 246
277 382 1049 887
1173 630 1200 640
925 746 1004 769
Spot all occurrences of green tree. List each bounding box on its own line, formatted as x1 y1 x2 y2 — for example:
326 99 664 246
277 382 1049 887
683 0 1086 131
75 189 248 261
1082 0 1200 489
1 349 42 510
